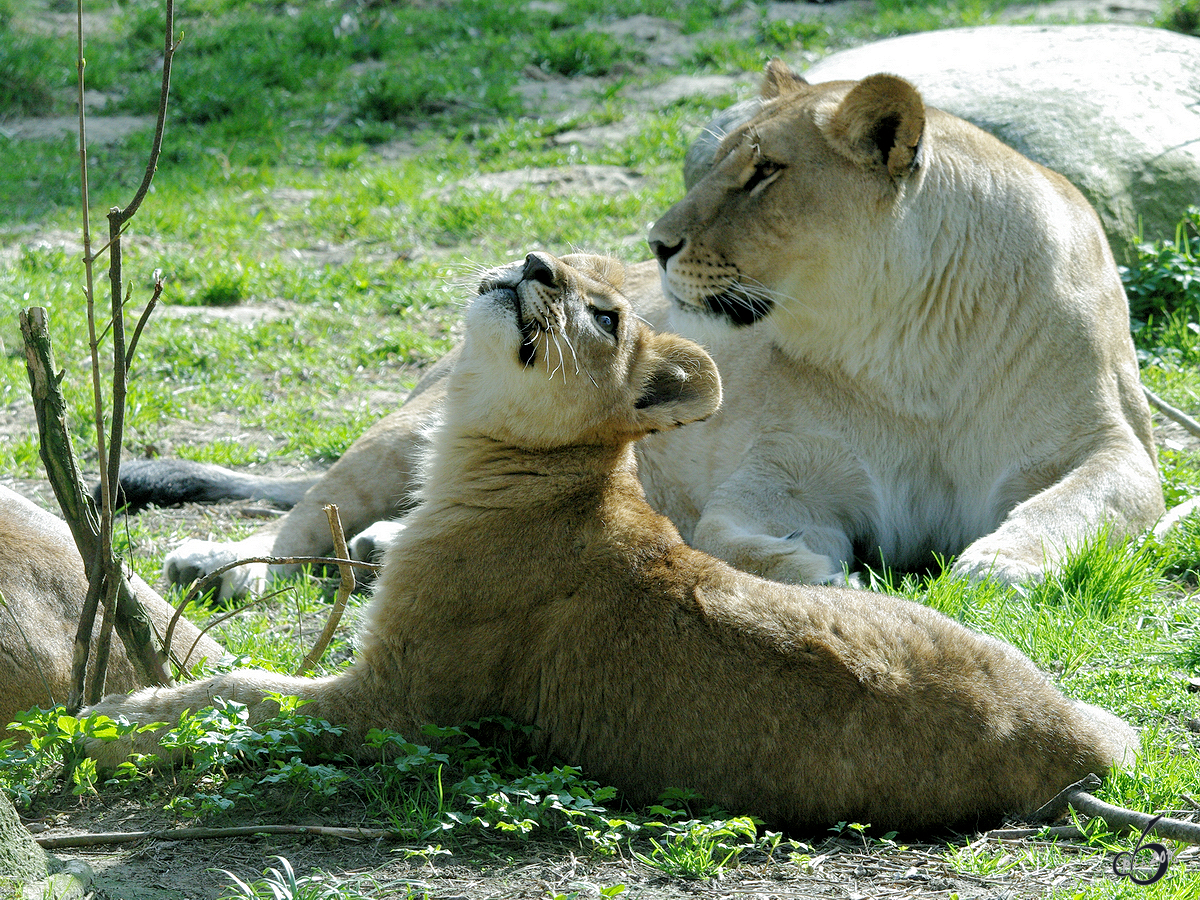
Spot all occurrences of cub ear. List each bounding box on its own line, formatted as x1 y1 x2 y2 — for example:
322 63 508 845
633 335 722 435
561 253 626 291
822 73 924 179
761 58 808 100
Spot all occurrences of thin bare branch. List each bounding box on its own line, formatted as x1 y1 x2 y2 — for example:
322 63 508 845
111 0 177 228
125 276 163 372
295 505 357 676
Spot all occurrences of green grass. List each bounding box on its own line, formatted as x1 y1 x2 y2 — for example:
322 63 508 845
2 0 1199 897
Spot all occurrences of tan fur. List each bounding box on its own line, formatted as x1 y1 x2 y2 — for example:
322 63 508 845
0 485 224 729
88 254 1136 834
160 65 1163 598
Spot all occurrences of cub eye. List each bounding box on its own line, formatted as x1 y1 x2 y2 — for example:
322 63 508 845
744 160 783 193
592 308 618 336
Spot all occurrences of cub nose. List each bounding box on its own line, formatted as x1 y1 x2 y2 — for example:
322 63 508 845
523 252 556 286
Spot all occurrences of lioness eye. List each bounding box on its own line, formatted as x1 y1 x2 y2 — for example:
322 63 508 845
592 309 618 335
745 160 783 193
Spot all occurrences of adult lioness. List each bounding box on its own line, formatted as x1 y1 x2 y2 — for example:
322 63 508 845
88 253 1135 834
119 62 1163 597
87 252 1132 830
0 485 223 729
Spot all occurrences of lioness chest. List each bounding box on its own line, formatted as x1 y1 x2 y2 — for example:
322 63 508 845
637 338 1046 573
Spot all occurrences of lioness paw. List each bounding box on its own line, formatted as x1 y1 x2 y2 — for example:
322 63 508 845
701 532 845 585
951 539 1045 586
164 539 267 601
349 520 407 562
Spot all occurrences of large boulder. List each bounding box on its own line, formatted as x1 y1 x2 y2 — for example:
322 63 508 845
802 25 1200 250
0 793 46 886
0 793 90 900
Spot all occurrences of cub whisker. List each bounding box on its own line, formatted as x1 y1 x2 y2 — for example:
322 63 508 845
547 330 565 381
559 329 583 377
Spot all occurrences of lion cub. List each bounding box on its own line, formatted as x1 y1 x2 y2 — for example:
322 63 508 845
89 252 1135 833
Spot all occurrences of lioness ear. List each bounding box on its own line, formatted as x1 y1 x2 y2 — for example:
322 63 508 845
761 58 808 100
823 73 924 179
633 336 722 434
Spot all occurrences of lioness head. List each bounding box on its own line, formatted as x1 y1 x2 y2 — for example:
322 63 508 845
450 252 721 449
648 60 926 330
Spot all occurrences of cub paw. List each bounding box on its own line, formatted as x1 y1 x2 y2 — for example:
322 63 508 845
164 539 267 601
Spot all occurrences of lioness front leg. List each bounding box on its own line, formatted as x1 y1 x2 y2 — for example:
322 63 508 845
953 442 1164 584
691 444 873 584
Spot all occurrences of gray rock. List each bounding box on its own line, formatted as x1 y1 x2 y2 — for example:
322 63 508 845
0 792 46 885
1 793 93 900
802 25 1200 248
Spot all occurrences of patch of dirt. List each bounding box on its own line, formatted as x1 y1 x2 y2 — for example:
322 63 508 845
453 164 646 199
30 796 1179 900
0 114 157 144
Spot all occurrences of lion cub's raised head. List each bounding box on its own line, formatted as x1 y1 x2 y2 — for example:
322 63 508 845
449 251 721 449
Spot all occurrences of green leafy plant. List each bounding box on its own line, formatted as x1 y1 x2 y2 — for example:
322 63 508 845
219 856 379 900
0 708 145 807
634 817 759 879
151 694 346 817
1122 207 1200 363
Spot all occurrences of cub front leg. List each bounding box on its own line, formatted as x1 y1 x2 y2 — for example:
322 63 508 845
85 669 376 771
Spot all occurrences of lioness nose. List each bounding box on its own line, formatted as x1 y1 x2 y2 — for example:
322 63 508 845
649 238 683 268
523 252 556 286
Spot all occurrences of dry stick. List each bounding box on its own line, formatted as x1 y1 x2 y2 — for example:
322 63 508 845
990 775 1200 845
1144 385 1200 438
35 823 394 850
20 310 173 704
295 505 356 676
160 554 381 666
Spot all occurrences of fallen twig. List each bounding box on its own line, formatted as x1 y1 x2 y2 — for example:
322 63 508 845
1144 385 1200 438
161 554 381 664
35 823 394 850
1013 774 1200 846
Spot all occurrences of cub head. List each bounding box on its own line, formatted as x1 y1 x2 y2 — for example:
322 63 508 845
450 251 721 449
649 60 925 330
